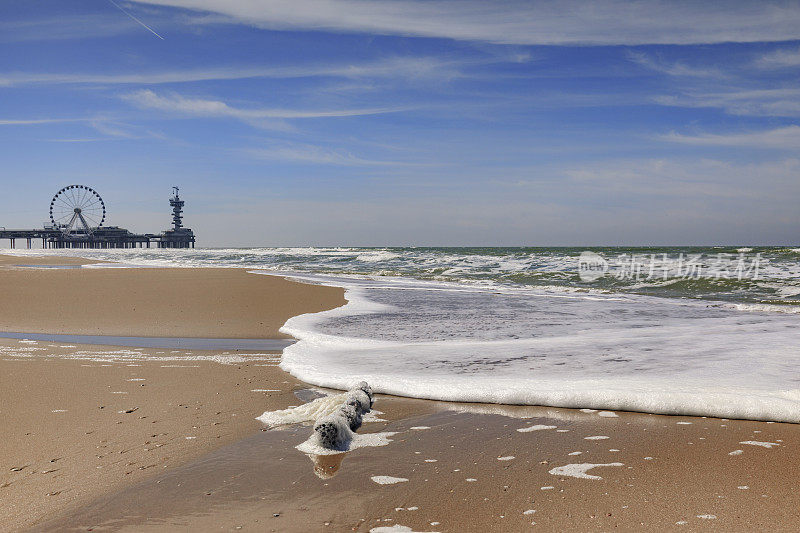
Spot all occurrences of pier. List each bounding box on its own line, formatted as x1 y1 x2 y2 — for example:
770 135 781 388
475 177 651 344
0 186 195 249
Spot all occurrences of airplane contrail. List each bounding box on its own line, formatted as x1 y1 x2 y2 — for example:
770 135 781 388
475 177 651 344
107 0 165 40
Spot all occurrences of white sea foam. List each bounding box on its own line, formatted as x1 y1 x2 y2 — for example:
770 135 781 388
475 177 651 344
725 303 800 315
740 441 779 448
517 425 557 433
370 525 439 533
548 462 624 480
274 272 800 423
297 431 397 455
370 475 408 485
3 344 280 366
363 409 387 423
257 393 346 426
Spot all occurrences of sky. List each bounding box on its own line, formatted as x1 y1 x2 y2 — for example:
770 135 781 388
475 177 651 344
1 0 799 247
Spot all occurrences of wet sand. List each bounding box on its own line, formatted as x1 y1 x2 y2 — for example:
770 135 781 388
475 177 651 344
36 399 800 532
0 342 305 531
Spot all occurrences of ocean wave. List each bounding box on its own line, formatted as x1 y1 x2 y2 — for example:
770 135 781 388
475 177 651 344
722 303 800 314
276 272 800 423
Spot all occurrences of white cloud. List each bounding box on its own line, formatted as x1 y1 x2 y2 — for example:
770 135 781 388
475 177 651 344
0 116 165 142
121 89 410 128
0 15 136 42
132 0 800 45
654 88 800 117
627 52 727 79
756 46 800 69
661 126 800 149
0 118 87 125
89 119 167 140
245 143 400 166
0 56 466 87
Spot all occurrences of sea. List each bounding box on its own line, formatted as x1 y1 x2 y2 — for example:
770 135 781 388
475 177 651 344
8 246 800 422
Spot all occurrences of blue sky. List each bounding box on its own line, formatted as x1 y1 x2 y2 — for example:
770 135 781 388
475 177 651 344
1 0 799 246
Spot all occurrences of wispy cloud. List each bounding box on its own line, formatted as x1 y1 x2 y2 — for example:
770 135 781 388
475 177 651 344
559 157 800 201
0 15 136 42
661 125 800 150
627 51 727 79
89 119 167 140
0 56 466 87
756 46 800 69
245 143 401 166
628 50 800 117
121 89 411 129
133 0 800 45
0 115 165 142
654 88 800 117
45 138 112 143
0 118 89 125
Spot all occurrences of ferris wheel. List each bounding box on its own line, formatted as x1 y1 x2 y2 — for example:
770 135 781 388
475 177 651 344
49 185 106 237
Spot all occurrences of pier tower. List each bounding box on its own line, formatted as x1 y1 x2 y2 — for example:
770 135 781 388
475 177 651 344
170 186 184 230
159 186 195 248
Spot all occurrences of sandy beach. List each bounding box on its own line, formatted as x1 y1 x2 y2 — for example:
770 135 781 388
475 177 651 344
0 254 343 531
1 254 798 532
0 255 343 338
